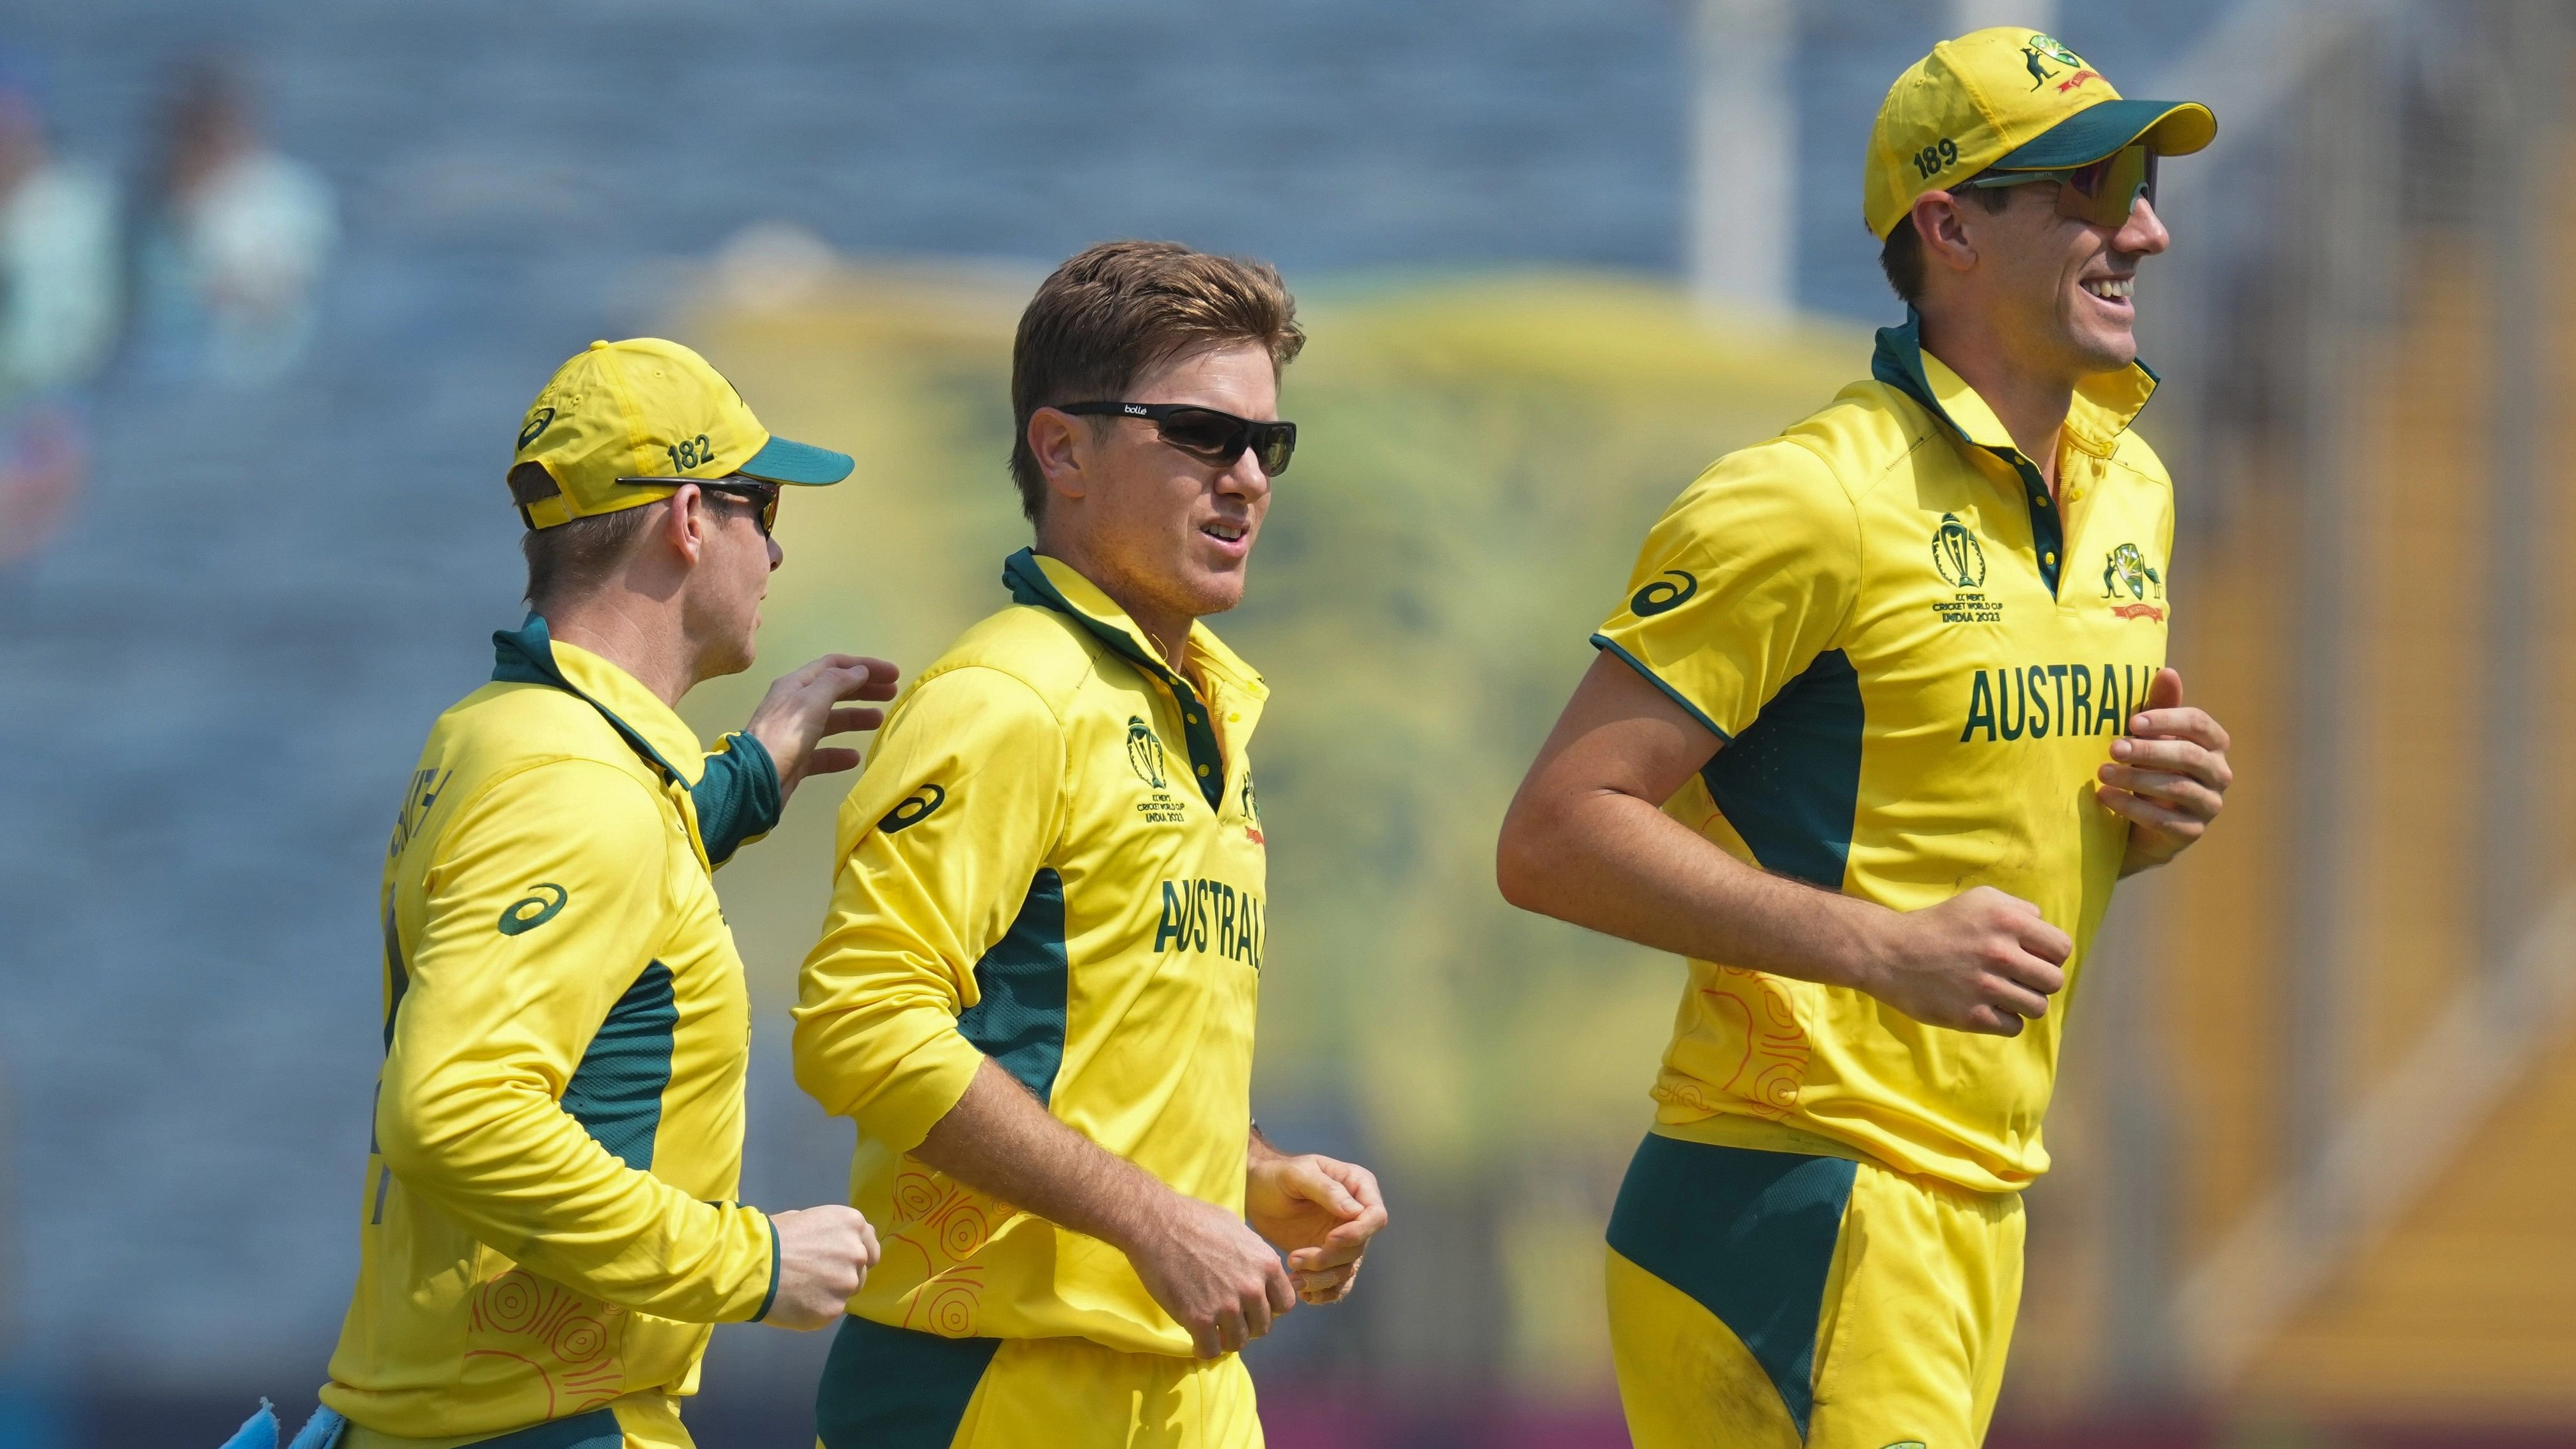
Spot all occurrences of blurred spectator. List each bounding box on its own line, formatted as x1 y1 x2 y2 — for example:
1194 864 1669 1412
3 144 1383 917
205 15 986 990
0 68 115 404
0 61 111 571
0 410 85 570
131 62 335 389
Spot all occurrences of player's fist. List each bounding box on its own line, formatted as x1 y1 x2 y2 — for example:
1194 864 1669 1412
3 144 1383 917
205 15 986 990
1859 885 2070 1037
1245 1152 1386 1305
1124 1193 1296 1359
764 1204 880 1331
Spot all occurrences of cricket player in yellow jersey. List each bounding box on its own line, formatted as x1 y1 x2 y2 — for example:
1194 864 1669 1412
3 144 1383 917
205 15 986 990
795 241 1388 1448
1498 29 2238 1449
318 339 895 1449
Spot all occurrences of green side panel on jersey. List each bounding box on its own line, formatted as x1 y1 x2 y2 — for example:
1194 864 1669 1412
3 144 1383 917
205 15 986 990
956 868 1069 1104
561 960 678 1170
816 1315 1000 1448
1699 648 1865 890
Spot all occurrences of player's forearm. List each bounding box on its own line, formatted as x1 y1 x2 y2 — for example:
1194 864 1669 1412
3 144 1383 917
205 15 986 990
913 1056 1180 1256
376 1077 775 1321
1498 782 1889 989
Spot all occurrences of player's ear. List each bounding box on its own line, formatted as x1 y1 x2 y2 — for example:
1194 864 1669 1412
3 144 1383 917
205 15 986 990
1913 190 1979 276
663 483 708 566
1028 407 1090 505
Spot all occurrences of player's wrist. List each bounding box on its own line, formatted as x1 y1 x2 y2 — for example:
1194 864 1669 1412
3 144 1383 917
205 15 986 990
1092 1164 1190 1259
1824 899 1903 996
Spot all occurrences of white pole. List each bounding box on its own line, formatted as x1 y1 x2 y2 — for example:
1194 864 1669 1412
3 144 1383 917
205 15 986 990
1948 0 2059 39
1688 0 1794 325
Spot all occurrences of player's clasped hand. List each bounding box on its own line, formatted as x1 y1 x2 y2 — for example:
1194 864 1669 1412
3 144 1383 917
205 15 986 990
2095 666 2233 874
743 653 902 798
1125 1194 1298 1360
1864 885 2072 1037
1245 1152 1386 1306
763 1204 881 1331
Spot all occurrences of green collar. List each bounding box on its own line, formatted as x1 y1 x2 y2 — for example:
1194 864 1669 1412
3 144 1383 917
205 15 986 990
1000 548 1262 810
491 612 699 785
1000 549 1266 701
1868 309 2159 597
1868 306 2159 462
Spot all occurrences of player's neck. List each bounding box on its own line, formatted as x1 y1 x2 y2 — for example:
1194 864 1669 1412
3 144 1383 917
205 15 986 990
540 591 698 708
1916 307 2074 495
1033 536 1197 678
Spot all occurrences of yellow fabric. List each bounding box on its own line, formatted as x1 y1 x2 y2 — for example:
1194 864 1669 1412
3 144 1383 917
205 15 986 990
323 633 777 1439
512 337 774 527
796 551 1270 1357
1593 319 2173 1192
1606 1154 2024 1449
878 1337 1263 1449
346 1391 689 1449
1863 26 2215 238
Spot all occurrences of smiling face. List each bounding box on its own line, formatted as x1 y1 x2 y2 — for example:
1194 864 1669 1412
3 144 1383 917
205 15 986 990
1966 181 2172 382
1033 341 1278 650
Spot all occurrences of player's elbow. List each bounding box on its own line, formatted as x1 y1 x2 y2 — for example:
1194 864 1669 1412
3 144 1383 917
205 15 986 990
374 1067 525 1184
1494 789 1563 914
373 1089 445 1184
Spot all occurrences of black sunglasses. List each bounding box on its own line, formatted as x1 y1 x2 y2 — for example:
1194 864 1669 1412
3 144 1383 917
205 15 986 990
1057 401 1297 477
616 475 781 535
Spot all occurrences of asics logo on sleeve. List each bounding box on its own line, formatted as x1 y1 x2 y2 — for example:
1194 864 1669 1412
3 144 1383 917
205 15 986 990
497 883 568 936
1631 570 1697 617
879 784 947 833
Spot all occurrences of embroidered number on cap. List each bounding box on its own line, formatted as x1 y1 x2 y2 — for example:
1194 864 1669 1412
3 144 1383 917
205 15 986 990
665 433 714 471
1911 138 1960 178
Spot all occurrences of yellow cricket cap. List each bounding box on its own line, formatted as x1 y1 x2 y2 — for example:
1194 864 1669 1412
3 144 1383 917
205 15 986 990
508 337 851 529
1863 27 2216 240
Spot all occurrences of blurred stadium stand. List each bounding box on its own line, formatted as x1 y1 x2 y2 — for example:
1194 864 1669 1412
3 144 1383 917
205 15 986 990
12 2 2559 1447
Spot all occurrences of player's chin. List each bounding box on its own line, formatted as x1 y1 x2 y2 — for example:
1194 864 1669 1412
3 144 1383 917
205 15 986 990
1175 556 1251 615
2064 316 2138 373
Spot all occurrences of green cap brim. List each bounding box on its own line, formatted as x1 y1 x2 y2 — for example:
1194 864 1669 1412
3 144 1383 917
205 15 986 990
739 434 853 486
1994 98 2217 170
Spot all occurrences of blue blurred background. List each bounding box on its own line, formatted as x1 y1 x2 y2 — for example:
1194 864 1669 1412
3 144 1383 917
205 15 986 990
6 3 2572 1446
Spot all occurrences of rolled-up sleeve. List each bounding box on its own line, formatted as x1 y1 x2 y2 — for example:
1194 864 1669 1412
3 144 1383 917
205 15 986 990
793 667 1066 1152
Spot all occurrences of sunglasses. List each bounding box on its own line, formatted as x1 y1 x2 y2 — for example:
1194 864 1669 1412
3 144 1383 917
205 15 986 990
616 475 781 536
1956 144 2158 229
1057 401 1297 477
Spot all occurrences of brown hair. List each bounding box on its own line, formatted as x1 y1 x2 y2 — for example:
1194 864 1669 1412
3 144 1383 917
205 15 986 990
511 461 660 607
1008 240 1305 523
1879 184 2013 304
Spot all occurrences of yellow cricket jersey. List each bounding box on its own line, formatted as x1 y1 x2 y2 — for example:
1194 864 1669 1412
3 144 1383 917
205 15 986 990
1593 311 2174 1193
322 615 788 1443
795 548 1269 1360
